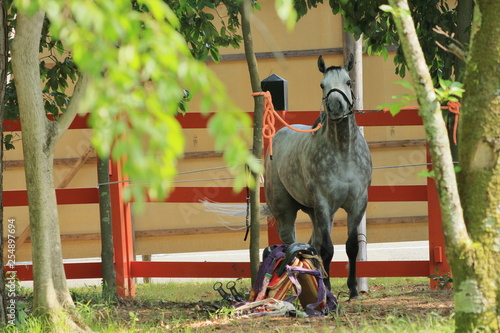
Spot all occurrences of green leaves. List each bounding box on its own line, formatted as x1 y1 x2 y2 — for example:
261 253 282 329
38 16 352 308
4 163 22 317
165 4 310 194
377 80 415 116
379 4 393 13
275 0 298 30
295 0 461 84
4 134 16 150
435 78 464 103
169 0 243 62
17 0 259 207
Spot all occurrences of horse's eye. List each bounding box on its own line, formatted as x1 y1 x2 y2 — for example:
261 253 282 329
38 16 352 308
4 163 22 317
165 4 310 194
346 80 352 86
320 83 324 89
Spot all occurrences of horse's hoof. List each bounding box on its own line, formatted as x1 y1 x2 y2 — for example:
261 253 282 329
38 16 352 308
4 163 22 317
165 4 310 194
348 292 362 300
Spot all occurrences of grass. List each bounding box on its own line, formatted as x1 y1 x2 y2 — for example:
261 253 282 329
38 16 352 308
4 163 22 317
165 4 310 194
2 277 453 332
332 313 454 333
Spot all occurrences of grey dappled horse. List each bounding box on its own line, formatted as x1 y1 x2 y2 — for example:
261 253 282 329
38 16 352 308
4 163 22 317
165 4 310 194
264 55 372 299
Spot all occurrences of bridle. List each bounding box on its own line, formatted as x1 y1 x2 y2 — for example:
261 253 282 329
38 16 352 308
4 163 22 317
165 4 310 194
322 87 355 122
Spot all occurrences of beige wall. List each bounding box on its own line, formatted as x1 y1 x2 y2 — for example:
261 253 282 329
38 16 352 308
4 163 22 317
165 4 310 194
4 2 429 261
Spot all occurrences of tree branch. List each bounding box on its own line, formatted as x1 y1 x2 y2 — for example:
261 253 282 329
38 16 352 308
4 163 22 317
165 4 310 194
55 74 89 142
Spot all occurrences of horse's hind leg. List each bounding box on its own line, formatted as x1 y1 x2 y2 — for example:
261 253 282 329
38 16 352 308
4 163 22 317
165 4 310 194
265 190 299 244
264 158 300 245
346 226 360 299
276 209 299 244
345 198 368 299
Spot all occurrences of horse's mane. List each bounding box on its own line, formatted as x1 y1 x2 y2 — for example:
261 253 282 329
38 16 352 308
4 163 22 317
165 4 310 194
325 65 342 72
311 112 327 129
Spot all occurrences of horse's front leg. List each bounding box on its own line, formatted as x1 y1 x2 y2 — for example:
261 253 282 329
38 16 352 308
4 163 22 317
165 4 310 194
307 207 334 290
346 197 368 299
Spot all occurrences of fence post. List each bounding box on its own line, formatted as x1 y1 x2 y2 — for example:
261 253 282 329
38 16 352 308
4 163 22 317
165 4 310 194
426 147 451 288
109 160 135 296
343 27 368 294
261 74 288 246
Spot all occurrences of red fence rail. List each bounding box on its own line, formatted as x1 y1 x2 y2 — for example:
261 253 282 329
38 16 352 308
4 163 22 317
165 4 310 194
3 109 449 296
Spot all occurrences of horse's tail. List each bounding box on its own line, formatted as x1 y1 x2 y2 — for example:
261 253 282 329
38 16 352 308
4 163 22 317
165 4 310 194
200 199 272 219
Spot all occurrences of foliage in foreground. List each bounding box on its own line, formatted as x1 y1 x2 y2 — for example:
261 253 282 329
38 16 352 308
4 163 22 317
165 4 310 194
15 0 262 208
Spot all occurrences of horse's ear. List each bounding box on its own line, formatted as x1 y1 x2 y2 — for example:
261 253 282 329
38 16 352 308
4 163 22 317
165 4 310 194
318 56 326 73
344 53 354 71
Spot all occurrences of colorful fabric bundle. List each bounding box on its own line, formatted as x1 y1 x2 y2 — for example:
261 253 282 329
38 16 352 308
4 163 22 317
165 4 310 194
246 243 338 317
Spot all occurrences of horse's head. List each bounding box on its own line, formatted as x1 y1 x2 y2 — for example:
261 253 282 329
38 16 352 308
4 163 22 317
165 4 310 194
318 55 354 122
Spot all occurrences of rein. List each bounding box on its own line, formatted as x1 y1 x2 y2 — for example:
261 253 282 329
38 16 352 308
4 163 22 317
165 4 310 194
252 91 322 159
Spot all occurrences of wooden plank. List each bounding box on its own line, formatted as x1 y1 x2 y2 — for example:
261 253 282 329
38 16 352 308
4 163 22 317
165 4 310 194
3 157 98 168
159 185 427 203
3 185 424 207
3 188 99 207
14 224 31 249
178 140 426 160
183 151 224 159
175 110 423 129
3 215 428 244
5 215 428 242
5 233 101 244
368 185 427 202
338 260 430 277
8 259 429 281
2 119 22 132
131 261 250 278
134 215 428 238
57 146 95 188
130 260 428 279
205 46 398 63
368 139 426 149
4 108 421 132
211 47 344 62
177 140 426 162
2 114 90 132
356 109 423 126
7 262 102 281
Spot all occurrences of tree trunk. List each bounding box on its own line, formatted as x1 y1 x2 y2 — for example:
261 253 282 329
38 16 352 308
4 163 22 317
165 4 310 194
455 0 500 331
240 0 264 284
12 10 75 314
454 0 473 81
388 0 499 331
97 156 117 302
448 0 474 162
0 0 8 325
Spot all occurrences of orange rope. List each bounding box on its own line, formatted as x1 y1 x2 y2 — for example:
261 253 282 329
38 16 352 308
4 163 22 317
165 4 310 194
447 101 460 145
252 91 322 158
382 102 460 144
254 92 461 154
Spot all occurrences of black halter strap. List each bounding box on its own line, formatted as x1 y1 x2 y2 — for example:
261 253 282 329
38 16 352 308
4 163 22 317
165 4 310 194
322 88 355 122
329 109 354 122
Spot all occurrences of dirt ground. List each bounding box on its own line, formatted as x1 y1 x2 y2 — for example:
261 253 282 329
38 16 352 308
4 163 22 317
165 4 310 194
114 281 454 332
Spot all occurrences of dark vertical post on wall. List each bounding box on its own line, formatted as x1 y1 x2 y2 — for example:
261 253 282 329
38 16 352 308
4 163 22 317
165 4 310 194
426 147 451 288
261 74 288 246
97 156 117 301
343 28 368 293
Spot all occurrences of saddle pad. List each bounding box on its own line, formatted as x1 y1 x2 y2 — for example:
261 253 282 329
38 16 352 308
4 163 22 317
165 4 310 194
266 258 300 300
297 259 326 310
